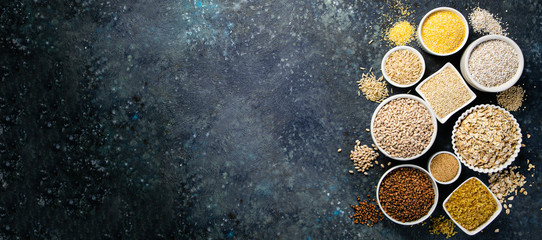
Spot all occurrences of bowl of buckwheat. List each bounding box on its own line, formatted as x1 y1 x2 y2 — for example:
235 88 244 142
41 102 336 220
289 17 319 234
452 104 522 173
377 164 439 225
371 94 438 161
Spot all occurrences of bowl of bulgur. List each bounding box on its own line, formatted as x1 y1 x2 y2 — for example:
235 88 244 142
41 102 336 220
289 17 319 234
381 46 426 88
443 177 502 235
370 94 438 161
452 104 522 173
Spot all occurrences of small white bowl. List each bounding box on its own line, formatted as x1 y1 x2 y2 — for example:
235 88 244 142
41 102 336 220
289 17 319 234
427 151 461 185
376 164 439 225
381 46 426 88
459 35 524 92
415 62 477 124
443 177 502 235
452 104 522 174
370 94 438 161
417 7 469 56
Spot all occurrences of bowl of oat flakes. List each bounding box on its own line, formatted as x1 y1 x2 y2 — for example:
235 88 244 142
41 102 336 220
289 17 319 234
452 104 522 173
371 94 438 161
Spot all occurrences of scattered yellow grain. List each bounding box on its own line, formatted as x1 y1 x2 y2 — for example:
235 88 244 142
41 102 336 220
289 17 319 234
387 21 415 46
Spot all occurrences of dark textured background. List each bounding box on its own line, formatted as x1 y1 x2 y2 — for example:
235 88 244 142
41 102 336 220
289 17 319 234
0 0 540 239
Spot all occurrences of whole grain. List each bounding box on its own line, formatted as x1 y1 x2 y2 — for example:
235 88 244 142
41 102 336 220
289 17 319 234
379 167 435 222
384 49 423 85
373 98 434 159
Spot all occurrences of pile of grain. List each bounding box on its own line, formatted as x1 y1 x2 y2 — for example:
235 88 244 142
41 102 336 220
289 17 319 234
349 195 384 227
357 68 389 103
469 7 507 36
488 166 526 214
428 215 457 238
497 86 525 111
349 140 379 175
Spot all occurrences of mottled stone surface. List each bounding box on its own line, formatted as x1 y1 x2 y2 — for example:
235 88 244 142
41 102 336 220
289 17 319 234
0 0 541 239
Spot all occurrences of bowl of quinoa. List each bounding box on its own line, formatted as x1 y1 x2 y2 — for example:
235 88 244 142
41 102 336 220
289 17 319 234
452 104 522 173
371 94 437 161
459 35 524 92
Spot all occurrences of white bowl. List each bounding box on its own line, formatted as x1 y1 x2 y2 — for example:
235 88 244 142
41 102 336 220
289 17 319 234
370 94 438 161
427 151 461 185
415 62 477 124
376 164 439 225
459 35 524 92
451 104 522 173
443 177 502 235
381 46 426 88
417 7 469 56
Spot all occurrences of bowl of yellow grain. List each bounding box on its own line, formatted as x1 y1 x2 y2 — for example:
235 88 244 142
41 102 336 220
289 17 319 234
381 46 426 88
417 7 469 56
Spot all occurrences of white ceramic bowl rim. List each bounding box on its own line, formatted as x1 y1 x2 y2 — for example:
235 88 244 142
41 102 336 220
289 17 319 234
443 177 502 235
376 164 439 225
415 62 477 124
417 7 469 56
427 151 462 185
451 104 522 173
370 94 438 161
380 46 426 88
460 35 524 92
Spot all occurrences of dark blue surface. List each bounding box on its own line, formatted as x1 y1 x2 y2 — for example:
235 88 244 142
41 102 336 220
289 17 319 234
1 0 541 239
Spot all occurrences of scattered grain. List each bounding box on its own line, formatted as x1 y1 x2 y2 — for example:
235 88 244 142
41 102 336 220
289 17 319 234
419 66 473 119
497 86 525 111
495 229 500 233
488 166 526 204
469 7 507 36
428 215 457 238
357 68 389 103
349 140 379 174
387 21 415 46
349 195 384 227
337 148 342 153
